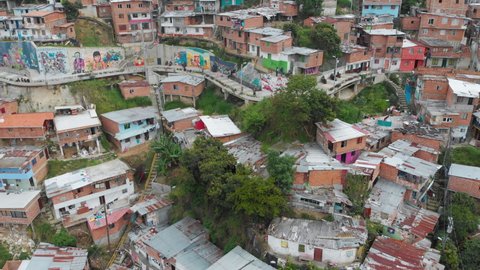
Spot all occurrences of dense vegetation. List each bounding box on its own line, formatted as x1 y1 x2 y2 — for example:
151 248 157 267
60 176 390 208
240 75 338 143
337 83 398 123
343 174 370 215
47 153 116 178
62 0 82 21
283 23 341 58
295 0 324 19
69 79 152 115
0 244 12 268
447 146 480 167
168 137 288 250
197 87 235 115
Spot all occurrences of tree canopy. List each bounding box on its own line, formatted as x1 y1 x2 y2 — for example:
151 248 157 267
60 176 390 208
343 174 370 215
266 151 296 194
460 239 480 270
52 228 77 247
240 75 338 142
283 23 341 58
170 137 287 248
296 0 323 19
450 193 479 244
61 1 82 21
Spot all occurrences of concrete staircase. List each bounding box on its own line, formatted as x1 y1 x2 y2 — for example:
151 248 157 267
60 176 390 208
427 181 443 212
384 77 408 111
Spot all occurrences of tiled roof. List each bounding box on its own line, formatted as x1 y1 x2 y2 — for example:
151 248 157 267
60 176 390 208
0 112 53 128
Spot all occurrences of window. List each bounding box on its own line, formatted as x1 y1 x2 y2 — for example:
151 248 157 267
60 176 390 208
125 138 131 143
443 117 453 123
109 223 115 229
119 14 124 19
39 150 45 159
31 158 37 166
27 18 31 23
409 48 414 54
122 189 128 194
195 28 200 33
298 244 305 252
341 141 347 147
452 19 459 26
391 5 396 9
422 29 428 34
442 18 448 24
281 240 288 248
139 3 143 7
431 58 439 65
374 59 380 64
124 123 131 129
131 24 138 30
68 204 75 209
440 30 446 35
452 30 456 36
119 25 127 31
132 13 138 18
117 4 122 8
461 113 468 119
173 84 178 90
126 4 131 8
357 137 363 144
436 85 442 90
364 5 369 9
392 60 398 65
238 31 241 37
456 0 459 3
10 211 26 218
428 19 434 25
142 23 150 29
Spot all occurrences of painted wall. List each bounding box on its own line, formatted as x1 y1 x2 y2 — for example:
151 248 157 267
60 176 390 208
362 5 400 17
0 41 39 70
173 47 212 70
221 0 244 9
37 46 125 75
261 52 289 72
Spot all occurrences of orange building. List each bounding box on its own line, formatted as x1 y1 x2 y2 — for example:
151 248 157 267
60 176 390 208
0 112 54 145
161 74 205 106
118 80 151 99
111 0 155 43
0 190 41 226
88 208 131 245
0 98 18 115
448 164 480 200
23 10 74 41
161 107 199 132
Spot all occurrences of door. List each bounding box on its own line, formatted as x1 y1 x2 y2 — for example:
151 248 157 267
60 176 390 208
341 153 347 163
384 59 390 70
314 248 323 261
441 58 447 67
257 46 260 57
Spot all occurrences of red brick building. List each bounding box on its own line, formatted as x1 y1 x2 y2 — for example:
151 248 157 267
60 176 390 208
160 75 205 106
161 107 199 132
23 10 75 41
304 15 355 44
88 207 131 245
426 0 468 16
118 80 151 99
216 11 264 54
111 0 155 43
0 99 18 115
400 39 425 71
315 119 368 164
342 45 372 73
158 10 215 39
0 112 54 145
53 105 102 158
448 163 480 199
359 28 405 71
0 190 41 226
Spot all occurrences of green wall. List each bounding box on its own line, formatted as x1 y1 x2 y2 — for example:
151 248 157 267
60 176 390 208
262 58 288 72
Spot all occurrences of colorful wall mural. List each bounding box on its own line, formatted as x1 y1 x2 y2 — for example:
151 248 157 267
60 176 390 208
36 47 124 75
0 41 39 70
210 56 236 75
174 48 211 70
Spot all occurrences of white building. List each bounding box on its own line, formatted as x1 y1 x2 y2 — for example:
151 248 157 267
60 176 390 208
267 215 367 264
44 159 135 226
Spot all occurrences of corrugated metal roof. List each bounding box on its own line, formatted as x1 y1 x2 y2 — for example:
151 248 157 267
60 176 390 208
199 115 241 138
449 163 480 181
25 243 88 270
316 119 368 143
207 246 275 270
162 107 199 123
101 106 157 125
363 237 426 270
130 196 172 216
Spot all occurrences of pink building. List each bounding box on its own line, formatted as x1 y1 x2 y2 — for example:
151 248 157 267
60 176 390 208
400 39 425 72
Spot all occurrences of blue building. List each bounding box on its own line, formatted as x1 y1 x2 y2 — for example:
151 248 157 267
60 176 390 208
0 146 48 191
221 0 244 10
361 1 401 17
100 107 159 152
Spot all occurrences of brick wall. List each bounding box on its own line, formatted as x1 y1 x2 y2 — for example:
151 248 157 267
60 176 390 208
100 116 120 135
119 85 151 99
346 49 371 64
331 137 367 156
0 127 47 139
448 175 480 199
308 169 346 187
0 100 18 115
90 213 130 244
413 149 438 163
260 38 292 54
163 81 205 98
419 78 449 100
426 0 468 15
401 16 420 31
0 195 40 225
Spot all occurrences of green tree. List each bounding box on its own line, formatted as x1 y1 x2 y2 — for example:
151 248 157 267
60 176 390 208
0 244 12 268
343 174 370 215
52 228 77 247
228 177 286 221
296 0 323 19
266 151 295 194
401 0 425 14
62 1 83 21
311 23 342 58
241 100 270 136
461 239 480 270
450 193 479 244
152 134 182 175
440 240 460 270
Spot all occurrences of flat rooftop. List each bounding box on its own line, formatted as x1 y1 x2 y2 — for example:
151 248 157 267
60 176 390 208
199 115 241 138
54 108 101 132
161 75 205 86
449 163 480 181
101 106 157 125
161 107 199 123
44 159 130 198
207 246 275 270
247 27 284 36
0 190 40 209
364 29 405 36
0 146 44 169
316 118 368 143
260 34 291 43
447 78 480 98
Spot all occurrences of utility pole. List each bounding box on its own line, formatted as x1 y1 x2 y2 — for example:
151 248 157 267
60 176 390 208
104 202 111 252
441 127 453 253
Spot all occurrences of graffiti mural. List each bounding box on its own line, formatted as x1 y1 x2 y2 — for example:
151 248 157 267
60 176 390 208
210 56 236 75
37 48 68 74
173 48 211 69
133 56 144 66
72 51 85 74
0 41 39 70
86 49 122 72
